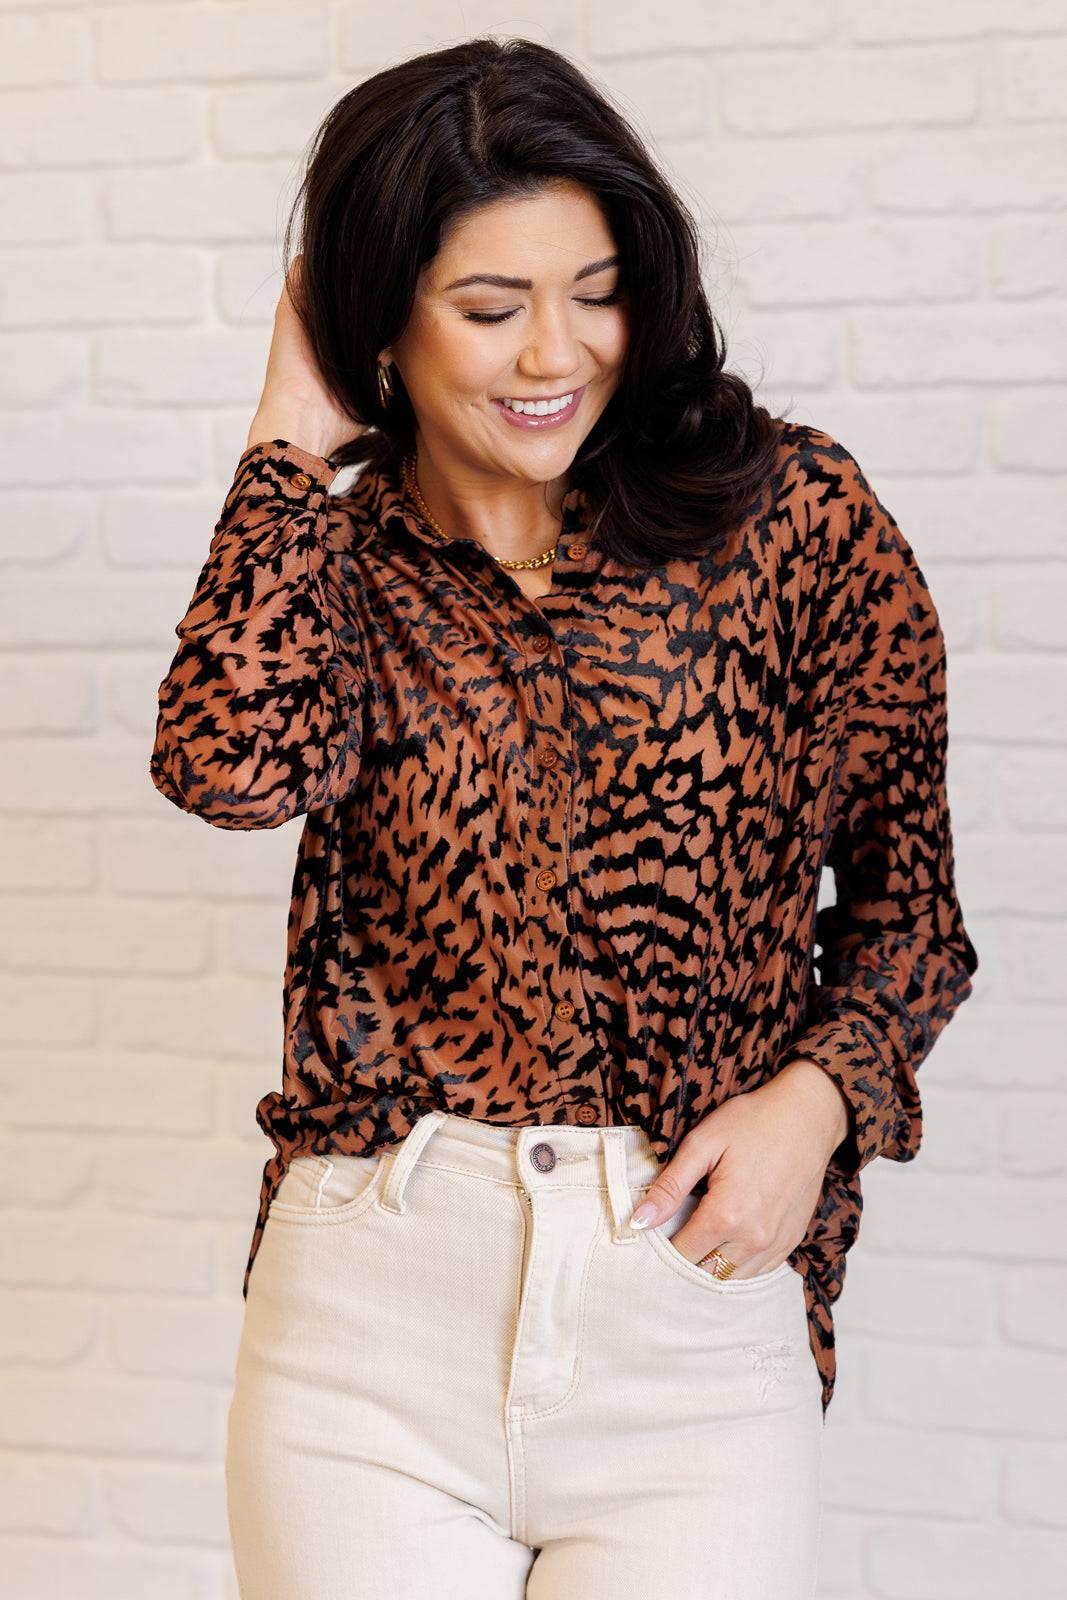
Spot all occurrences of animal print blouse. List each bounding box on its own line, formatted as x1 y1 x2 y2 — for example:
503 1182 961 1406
149 419 978 1416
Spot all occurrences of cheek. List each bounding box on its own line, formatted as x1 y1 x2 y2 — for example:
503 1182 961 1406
442 338 505 398
594 311 629 371
401 311 499 394
407 351 498 411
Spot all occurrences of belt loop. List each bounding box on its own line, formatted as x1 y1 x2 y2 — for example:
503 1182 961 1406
601 1129 638 1245
379 1110 449 1214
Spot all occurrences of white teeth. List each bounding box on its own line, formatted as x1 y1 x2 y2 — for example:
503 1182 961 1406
500 392 574 416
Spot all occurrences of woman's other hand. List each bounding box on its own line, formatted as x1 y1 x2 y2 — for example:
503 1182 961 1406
629 1061 851 1278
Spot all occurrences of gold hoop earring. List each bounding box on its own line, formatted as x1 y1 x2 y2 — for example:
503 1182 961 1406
377 361 394 406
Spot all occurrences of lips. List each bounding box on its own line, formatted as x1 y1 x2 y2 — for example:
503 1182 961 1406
491 384 586 430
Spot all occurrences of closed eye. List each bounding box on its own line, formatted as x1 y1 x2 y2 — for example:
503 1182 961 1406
463 290 624 326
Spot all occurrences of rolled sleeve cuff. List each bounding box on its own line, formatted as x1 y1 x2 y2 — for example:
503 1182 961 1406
774 1014 915 1178
231 438 340 503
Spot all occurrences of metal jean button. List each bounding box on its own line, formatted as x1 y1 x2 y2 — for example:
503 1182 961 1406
530 1141 557 1173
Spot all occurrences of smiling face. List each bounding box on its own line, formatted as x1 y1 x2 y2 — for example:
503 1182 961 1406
380 180 629 489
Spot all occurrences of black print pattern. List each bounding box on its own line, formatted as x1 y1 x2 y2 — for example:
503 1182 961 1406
149 419 978 1415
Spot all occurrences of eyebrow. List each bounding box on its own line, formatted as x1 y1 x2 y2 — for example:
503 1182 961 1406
440 254 620 292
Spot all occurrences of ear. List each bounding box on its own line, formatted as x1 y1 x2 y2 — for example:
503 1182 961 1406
378 348 394 366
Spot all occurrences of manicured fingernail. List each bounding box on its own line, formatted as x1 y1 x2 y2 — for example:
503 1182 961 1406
631 1203 657 1228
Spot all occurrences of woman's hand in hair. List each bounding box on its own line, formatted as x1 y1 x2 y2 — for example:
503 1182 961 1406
247 252 366 461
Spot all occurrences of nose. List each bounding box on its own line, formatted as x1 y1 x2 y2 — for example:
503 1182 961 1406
516 306 584 381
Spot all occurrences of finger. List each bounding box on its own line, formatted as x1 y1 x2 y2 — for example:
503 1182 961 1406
658 1190 756 1277
630 1141 719 1231
668 1198 736 1270
680 1224 778 1280
696 1241 768 1279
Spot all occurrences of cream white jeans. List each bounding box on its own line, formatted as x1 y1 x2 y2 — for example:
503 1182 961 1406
226 1110 824 1598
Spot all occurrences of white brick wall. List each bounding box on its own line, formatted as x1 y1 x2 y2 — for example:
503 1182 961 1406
1 4 1061 1595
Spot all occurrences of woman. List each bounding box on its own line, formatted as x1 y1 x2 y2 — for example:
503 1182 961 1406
150 36 978 1600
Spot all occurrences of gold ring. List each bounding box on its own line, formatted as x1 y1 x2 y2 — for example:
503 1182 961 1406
697 1247 737 1280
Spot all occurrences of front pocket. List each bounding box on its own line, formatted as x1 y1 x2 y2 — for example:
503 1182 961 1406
639 1190 800 1294
647 1227 797 1293
268 1151 386 1225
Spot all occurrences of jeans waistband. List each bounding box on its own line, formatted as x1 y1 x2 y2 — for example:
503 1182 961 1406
378 1110 664 1196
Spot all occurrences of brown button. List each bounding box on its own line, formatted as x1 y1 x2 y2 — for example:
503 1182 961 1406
292 472 313 490
531 633 551 653
554 999 575 1021
538 747 559 768
567 542 587 561
576 1104 598 1125
535 868 557 891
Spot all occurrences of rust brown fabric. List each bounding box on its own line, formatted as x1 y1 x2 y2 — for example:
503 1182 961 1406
150 419 978 1415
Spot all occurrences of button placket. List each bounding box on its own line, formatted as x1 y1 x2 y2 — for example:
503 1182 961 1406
506 544 593 1074
531 689 584 1041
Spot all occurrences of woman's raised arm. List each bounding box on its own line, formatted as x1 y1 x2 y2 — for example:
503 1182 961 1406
149 257 369 829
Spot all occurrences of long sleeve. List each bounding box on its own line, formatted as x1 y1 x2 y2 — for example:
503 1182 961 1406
149 438 366 830
776 450 979 1177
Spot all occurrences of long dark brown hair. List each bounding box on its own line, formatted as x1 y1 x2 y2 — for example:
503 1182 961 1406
282 35 789 568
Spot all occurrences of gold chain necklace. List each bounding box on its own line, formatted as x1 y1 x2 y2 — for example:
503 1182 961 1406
400 451 558 571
